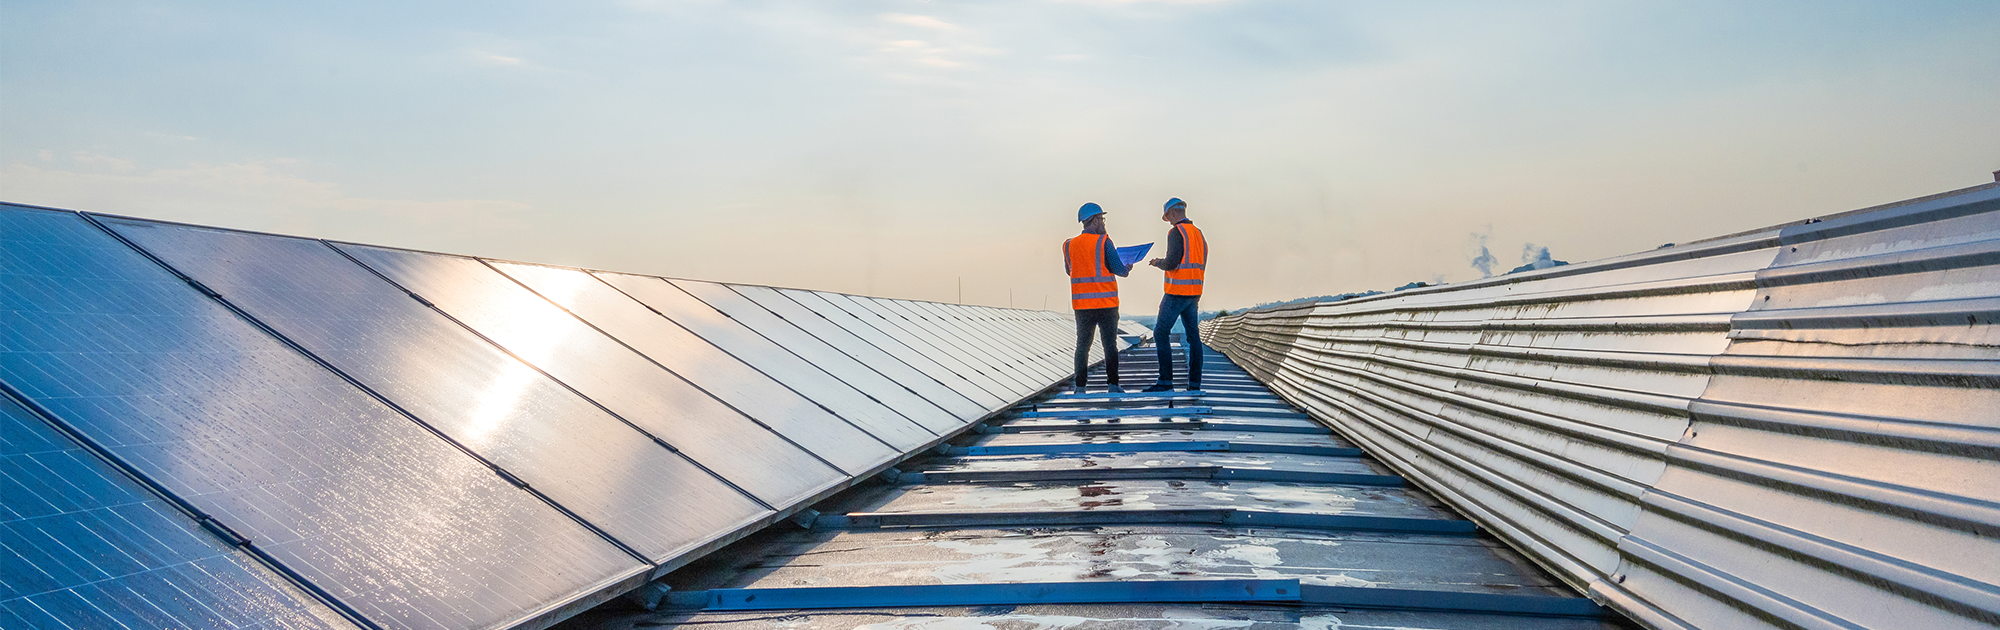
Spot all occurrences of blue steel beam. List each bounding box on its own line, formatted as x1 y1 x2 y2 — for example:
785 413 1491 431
1012 406 1214 419
991 419 1208 433
658 579 1612 618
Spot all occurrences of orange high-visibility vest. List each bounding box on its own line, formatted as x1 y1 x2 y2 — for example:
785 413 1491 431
1164 222 1207 296
1065 232 1119 309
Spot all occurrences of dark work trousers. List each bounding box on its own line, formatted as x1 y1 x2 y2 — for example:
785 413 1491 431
1153 294 1203 388
1073 307 1121 387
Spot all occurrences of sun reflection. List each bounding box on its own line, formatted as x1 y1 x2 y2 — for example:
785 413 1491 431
454 266 596 449
458 361 541 450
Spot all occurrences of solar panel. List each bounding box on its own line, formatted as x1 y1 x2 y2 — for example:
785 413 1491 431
776 288 1008 411
332 245 846 508
873 299 1046 391
958 305 1073 379
97 217 770 565
669 280 962 434
728 285 987 421
920 302 1064 381
815 293 1032 399
792 291 1016 406
1010 309 1078 370
487 262 900 474
993 306 1083 377
861 298 1040 392
1 206 646 630
928 303 1063 381
0 392 359 630
593 272 937 450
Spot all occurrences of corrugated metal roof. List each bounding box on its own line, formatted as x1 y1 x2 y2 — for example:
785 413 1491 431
1201 183 2000 630
558 343 1630 629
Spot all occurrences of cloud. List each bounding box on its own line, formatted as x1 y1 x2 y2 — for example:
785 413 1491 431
469 51 529 66
881 13 963 31
69 151 136 173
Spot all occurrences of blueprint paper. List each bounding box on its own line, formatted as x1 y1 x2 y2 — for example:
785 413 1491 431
1116 243 1154 267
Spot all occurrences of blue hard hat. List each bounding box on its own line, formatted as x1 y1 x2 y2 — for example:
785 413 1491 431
1078 202 1105 222
1164 197 1187 212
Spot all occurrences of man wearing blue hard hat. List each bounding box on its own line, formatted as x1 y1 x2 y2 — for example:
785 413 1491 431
1062 202 1134 393
1144 197 1207 392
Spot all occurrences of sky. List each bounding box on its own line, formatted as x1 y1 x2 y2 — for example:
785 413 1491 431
4 0 1997 313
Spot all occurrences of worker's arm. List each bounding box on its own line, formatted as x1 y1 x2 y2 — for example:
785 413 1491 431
1149 227 1185 270
1103 239 1134 277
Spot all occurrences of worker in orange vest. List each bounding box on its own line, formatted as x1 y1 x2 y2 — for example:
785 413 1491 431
1064 202 1134 393
1144 197 1207 392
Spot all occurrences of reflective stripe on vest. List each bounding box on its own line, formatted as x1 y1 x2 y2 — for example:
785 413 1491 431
1164 222 1207 296
1066 233 1119 309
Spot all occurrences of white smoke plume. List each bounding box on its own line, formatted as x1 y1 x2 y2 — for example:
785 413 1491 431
1469 229 1498 278
1520 243 1557 271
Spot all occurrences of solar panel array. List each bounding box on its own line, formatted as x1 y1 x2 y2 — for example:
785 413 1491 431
0 203 1123 630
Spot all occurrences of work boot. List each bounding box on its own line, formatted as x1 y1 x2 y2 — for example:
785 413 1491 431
1107 384 1126 394
1142 382 1174 393
1186 383 1201 392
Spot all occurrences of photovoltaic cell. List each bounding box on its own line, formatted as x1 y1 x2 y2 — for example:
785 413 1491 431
816 293 1029 400
488 262 898 474
594 272 937 450
0 392 358 630
97 217 769 565
333 245 844 508
669 280 961 434
730 285 986 422
775 288 1006 411
0 206 645 630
